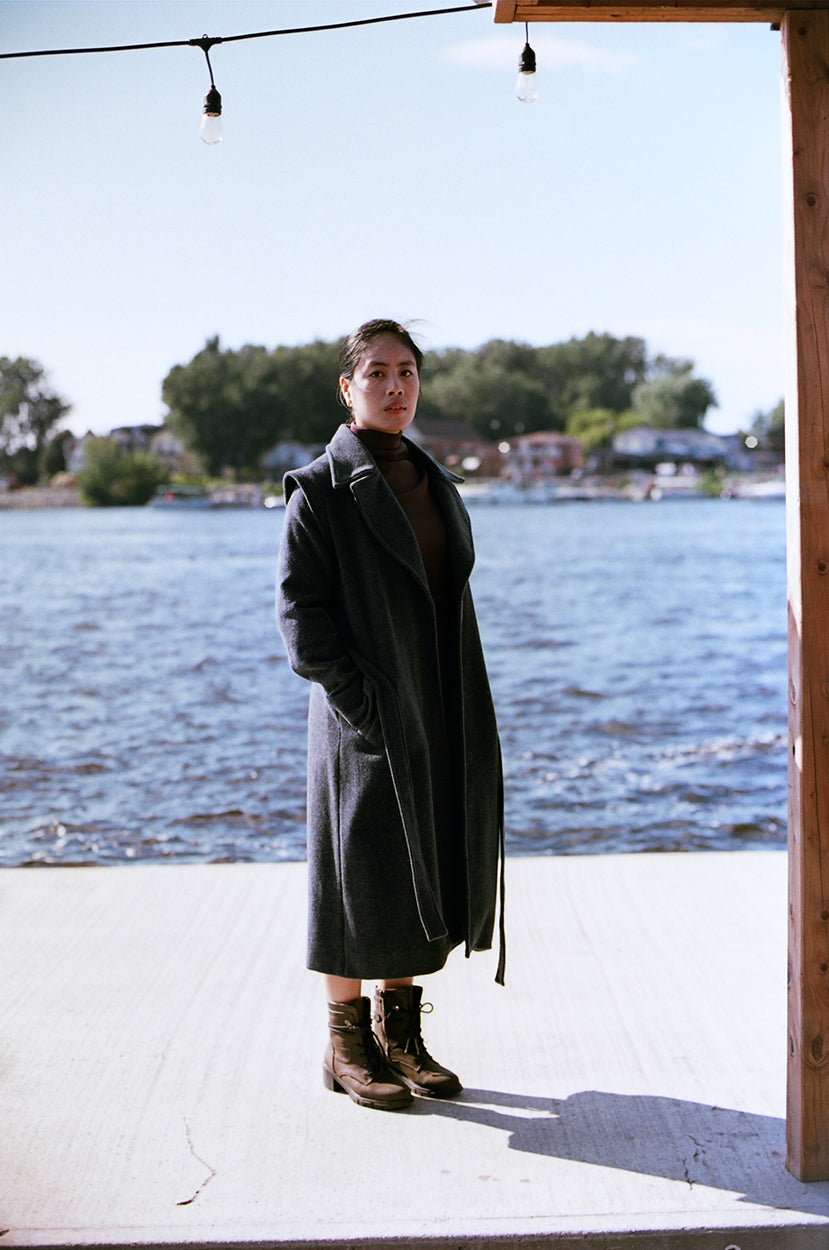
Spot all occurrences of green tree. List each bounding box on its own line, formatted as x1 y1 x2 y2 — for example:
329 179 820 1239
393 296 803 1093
419 341 554 437
0 356 70 485
418 333 648 437
162 337 356 470
267 339 343 443
565 406 620 453
631 358 717 429
536 332 648 424
77 437 167 507
162 337 283 477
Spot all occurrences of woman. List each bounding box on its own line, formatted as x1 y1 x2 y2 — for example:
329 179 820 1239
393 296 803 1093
276 319 504 1112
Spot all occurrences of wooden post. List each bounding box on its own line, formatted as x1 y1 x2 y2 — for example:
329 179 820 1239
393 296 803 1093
782 9 829 1183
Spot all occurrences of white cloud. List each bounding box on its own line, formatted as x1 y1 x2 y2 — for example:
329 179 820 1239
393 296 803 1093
437 32 644 75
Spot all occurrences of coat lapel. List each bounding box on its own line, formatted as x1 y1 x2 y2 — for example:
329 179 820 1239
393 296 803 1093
326 424 474 595
425 461 476 591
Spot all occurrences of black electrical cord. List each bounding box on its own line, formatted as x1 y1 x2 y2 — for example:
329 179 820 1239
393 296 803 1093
0 3 492 60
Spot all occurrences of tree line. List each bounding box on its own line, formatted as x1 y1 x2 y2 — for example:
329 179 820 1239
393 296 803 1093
160 331 720 477
0 355 167 502
1 335 783 494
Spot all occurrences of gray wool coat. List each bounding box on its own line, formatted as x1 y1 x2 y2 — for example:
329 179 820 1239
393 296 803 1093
275 424 505 984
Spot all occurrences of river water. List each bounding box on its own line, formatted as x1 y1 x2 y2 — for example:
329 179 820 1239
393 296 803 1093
0 498 787 867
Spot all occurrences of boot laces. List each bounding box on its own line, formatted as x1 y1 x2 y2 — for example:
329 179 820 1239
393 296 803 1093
333 1017 387 1076
392 1000 433 1057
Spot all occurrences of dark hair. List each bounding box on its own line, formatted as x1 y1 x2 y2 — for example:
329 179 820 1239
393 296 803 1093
337 319 423 409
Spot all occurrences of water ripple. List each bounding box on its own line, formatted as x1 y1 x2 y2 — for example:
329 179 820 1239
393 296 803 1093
0 500 787 864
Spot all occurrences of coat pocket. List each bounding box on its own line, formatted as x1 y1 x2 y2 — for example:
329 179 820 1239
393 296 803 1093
328 667 383 750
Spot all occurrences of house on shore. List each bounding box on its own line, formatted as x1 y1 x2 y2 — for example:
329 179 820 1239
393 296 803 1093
408 416 501 477
502 430 585 481
611 425 749 473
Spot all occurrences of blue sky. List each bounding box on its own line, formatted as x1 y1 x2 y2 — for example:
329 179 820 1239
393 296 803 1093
2 1 786 436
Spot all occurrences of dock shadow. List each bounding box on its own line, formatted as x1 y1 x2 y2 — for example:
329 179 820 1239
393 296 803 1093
416 1087 829 1220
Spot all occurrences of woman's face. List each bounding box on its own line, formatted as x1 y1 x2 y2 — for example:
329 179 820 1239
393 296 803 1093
340 333 420 434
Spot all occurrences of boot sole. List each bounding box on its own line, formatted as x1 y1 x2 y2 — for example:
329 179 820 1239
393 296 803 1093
322 1063 413 1112
399 1075 464 1100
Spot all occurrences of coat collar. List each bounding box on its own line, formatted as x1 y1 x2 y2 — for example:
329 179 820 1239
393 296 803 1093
325 423 464 490
324 424 473 593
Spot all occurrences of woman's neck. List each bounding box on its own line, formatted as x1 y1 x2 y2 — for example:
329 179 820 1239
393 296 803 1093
350 423 403 449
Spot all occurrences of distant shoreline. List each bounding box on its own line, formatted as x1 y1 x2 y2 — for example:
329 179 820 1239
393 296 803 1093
0 472 786 510
0 486 84 509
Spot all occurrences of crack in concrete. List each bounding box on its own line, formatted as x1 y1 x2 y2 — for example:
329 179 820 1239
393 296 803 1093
176 1117 217 1207
682 1134 706 1188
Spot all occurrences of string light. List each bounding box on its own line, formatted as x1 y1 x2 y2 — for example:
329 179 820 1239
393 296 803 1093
516 22 538 104
0 4 495 146
193 37 223 145
202 86 223 145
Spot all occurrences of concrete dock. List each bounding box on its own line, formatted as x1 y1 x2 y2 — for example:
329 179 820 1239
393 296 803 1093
2 850 828 1248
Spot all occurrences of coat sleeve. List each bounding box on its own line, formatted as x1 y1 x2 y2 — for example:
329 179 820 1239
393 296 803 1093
276 482 381 746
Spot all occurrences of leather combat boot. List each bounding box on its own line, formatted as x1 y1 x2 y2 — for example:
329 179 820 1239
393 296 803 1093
373 985 463 1099
323 997 413 1111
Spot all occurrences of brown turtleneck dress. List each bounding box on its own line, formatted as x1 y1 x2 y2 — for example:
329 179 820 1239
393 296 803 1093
353 425 465 942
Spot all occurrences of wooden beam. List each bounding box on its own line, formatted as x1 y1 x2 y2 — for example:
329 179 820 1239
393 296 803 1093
782 8 829 1184
494 1 829 22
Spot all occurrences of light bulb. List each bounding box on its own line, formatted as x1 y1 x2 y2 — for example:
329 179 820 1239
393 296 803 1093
516 41 538 104
200 85 223 145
